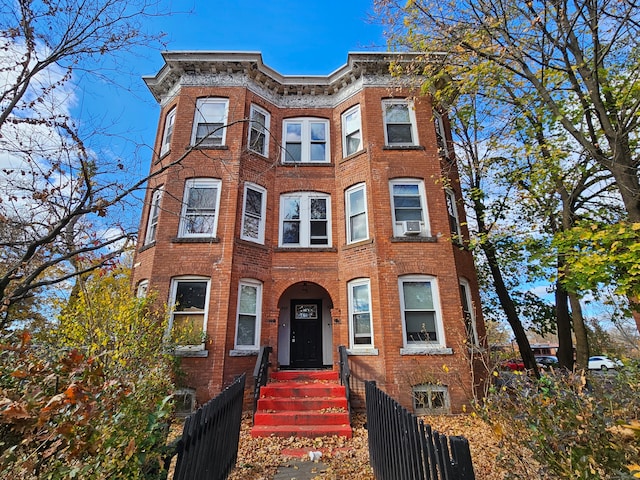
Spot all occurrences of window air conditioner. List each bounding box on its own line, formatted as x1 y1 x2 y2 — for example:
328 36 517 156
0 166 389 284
402 220 422 235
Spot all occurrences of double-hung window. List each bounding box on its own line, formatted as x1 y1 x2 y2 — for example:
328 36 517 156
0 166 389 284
248 104 270 156
191 98 229 147
459 279 479 347
160 108 175 156
433 111 449 159
382 99 418 147
241 183 266 244
348 278 374 348
445 189 461 239
178 178 221 238
342 105 362 156
234 279 262 350
346 183 368 243
279 192 331 247
144 187 163 245
169 277 210 350
389 179 430 237
282 118 330 163
399 275 445 348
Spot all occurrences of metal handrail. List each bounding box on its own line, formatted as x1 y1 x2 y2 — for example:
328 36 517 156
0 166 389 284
338 345 352 419
252 345 272 420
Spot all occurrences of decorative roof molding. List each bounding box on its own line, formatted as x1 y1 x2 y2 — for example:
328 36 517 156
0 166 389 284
143 51 428 106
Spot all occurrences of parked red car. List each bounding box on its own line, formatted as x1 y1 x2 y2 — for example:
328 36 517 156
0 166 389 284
501 358 526 371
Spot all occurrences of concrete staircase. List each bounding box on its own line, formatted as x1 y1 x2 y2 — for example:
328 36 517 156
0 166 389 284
251 370 352 438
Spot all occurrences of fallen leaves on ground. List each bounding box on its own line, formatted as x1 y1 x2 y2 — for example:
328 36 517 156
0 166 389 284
227 412 509 480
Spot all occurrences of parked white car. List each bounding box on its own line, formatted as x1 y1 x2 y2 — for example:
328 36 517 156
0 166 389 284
588 355 622 370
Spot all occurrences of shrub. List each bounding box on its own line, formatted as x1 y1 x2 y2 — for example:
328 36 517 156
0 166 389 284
480 366 640 479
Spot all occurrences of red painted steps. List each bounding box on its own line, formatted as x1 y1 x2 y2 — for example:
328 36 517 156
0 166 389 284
251 370 352 438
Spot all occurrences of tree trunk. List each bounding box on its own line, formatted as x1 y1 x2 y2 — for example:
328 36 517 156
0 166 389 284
554 279 574 370
568 292 590 369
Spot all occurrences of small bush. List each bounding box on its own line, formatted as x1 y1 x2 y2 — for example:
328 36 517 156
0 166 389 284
479 365 640 479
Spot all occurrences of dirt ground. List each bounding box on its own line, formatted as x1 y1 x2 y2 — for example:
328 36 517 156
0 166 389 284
227 413 507 480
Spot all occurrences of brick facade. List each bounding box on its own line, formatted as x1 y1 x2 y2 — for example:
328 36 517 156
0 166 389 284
133 52 486 413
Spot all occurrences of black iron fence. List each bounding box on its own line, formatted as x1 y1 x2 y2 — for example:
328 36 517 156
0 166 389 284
252 345 272 418
338 345 352 418
169 373 246 480
365 380 475 480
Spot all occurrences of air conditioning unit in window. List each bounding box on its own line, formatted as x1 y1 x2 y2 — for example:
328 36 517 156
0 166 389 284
402 220 422 235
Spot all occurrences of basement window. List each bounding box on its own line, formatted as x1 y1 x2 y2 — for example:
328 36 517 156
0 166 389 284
412 384 450 415
174 388 196 417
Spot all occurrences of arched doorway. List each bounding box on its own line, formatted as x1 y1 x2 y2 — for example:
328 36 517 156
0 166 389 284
277 281 333 369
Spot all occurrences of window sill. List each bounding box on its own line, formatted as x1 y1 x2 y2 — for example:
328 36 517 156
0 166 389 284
155 149 170 164
383 145 425 151
400 347 453 356
188 145 228 150
229 349 259 357
391 236 437 243
343 238 373 249
139 241 155 253
280 161 333 167
173 348 209 358
172 237 220 243
340 148 367 162
274 247 337 252
347 348 378 356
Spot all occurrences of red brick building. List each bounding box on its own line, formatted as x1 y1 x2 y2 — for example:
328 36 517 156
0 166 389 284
132 51 486 414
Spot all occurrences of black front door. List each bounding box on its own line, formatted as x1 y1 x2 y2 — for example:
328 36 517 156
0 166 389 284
290 300 323 368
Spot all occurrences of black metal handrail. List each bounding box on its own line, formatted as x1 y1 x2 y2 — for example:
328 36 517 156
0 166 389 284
252 345 272 419
338 345 352 418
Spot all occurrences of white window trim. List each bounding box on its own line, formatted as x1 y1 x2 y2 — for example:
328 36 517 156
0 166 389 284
136 280 149 298
191 98 229 147
389 179 431 237
445 188 462 238
342 105 362 157
233 279 263 351
346 183 369 244
278 192 332 248
399 275 446 350
281 117 330 163
168 276 211 353
144 187 163 245
248 104 270 156
412 384 450 415
160 108 176 156
348 278 374 349
459 278 479 347
178 178 222 238
382 99 419 147
433 111 450 159
240 183 267 244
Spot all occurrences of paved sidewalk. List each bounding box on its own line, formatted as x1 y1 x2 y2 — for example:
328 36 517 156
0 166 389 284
273 459 328 480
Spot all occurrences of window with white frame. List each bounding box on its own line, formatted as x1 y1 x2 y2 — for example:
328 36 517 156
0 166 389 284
342 105 362 156
235 279 262 349
178 178 221 238
459 279 479 347
248 104 270 156
279 192 330 247
346 183 368 243
445 189 461 238
382 99 418 147
241 183 266 244
160 108 176 156
144 187 163 245
282 118 330 163
399 275 444 347
412 384 450 414
136 280 149 298
433 111 449 159
389 179 430 237
169 277 210 349
191 98 229 147
348 278 374 348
